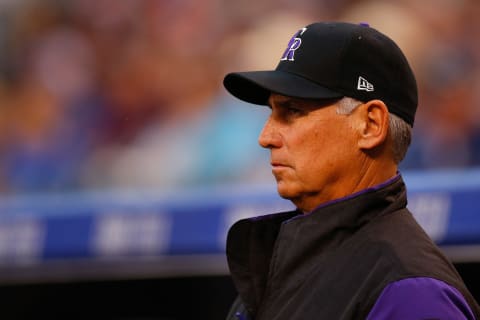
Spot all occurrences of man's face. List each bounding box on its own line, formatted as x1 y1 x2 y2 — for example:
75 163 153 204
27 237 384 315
259 94 360 212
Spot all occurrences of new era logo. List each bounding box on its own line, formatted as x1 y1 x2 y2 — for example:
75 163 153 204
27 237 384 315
357 76 374 92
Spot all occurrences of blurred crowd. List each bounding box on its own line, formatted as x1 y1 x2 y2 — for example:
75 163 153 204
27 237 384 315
0 0 479 194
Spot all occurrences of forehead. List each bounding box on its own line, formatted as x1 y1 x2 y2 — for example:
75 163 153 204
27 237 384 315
268 93 340 110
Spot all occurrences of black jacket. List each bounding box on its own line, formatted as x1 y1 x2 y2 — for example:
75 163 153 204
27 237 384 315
225 176 480 319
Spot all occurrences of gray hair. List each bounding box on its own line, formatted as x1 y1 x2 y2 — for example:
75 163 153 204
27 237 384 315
336 97 412 164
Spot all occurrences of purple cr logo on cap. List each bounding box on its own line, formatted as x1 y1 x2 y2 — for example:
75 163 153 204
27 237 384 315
280 27 308 62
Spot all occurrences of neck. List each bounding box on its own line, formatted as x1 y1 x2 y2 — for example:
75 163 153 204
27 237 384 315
293 160 398 213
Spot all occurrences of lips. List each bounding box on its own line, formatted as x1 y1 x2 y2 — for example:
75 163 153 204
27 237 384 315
271 161 290 168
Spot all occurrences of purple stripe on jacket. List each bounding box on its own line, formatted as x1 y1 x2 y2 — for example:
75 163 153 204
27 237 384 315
366 277 475 319
302 173 401 216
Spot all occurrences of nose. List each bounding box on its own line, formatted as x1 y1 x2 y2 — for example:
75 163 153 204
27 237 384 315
258 116 281 149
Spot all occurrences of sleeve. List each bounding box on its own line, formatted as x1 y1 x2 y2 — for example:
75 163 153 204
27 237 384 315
366 277 476 320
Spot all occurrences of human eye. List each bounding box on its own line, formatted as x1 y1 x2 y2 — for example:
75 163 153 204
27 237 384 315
287 106 303 114
270 99 307 122
283 104 305 118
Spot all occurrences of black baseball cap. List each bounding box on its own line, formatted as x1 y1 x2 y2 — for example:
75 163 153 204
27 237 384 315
223 22 418 126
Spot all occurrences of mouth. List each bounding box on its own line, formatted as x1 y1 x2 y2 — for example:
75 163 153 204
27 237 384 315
271 162 290 169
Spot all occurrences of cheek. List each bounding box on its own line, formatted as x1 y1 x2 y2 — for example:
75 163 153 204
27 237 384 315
297 125 351 173
308 127 337 158
292 129 332 174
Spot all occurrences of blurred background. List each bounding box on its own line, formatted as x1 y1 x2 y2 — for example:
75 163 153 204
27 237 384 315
0 0 480 319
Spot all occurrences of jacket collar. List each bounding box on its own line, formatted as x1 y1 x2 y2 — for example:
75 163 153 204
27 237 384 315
226 174 408 316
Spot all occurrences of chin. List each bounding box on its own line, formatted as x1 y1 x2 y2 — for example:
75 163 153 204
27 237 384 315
276 182 300 200
276 181 317 212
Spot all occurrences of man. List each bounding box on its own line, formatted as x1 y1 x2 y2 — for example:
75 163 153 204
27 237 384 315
222 22 480 319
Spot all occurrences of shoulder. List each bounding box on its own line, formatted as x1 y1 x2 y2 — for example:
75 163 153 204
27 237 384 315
361 208 453 275
366 277 476 320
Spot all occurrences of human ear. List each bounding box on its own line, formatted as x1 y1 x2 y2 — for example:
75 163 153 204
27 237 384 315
356 99 389 150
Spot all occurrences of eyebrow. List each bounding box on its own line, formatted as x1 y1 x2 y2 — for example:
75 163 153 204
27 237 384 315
275 99 295 109
268 96 303 109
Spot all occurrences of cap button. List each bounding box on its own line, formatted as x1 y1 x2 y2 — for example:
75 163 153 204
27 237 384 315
359 22 370 27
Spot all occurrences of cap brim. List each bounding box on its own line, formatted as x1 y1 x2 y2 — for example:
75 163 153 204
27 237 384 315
223 70 344 105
